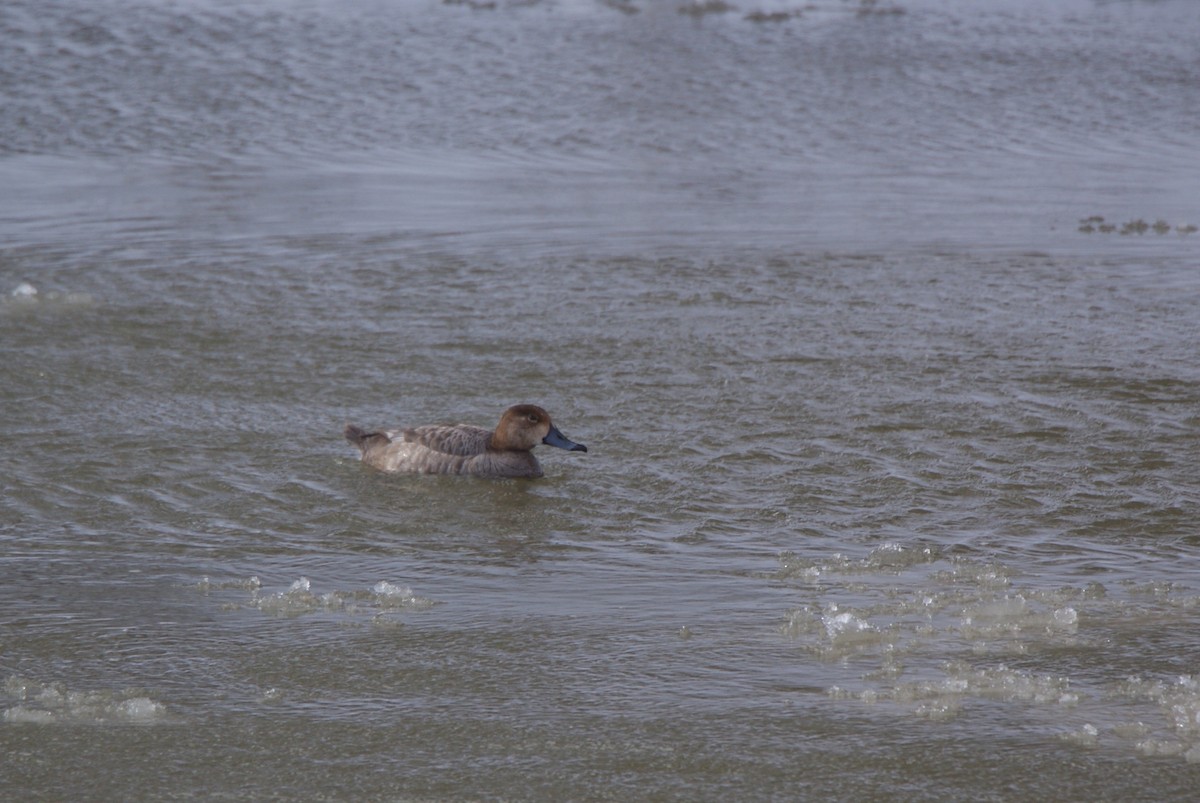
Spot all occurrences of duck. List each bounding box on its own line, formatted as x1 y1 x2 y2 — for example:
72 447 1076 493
344 404 587 479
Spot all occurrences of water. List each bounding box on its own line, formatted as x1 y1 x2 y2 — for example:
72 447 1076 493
3 0 1200 798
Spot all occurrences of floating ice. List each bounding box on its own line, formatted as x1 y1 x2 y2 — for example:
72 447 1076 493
962 595 1028 626
1051 606 1078 628
116 697 166 721
1061 723 1099 746
373 581 426 610
819 607 892 653
1168 700 1200 735
4 282 93 307
248 577 436 617
864 542 942 571
934 559 1013 590
942 677 970 694
2 676 166 725
776 541 1200 763
201 575 262 591
372 580 408 596
1110 674 1200 751
253 577 321 617
775 551 823 581
3 706 55 724
780 607 821 638
1136 739 1186 757
1112 721 1152 739
11 282 37 299
914 698 961 722
778 544 943 581
824 610 874 640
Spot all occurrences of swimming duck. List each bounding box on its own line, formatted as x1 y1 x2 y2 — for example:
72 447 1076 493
344 404 587 478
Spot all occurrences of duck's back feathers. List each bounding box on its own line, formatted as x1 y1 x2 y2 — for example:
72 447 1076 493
399 424 491 457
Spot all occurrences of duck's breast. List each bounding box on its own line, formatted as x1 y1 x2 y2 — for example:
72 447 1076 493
461 450 544 479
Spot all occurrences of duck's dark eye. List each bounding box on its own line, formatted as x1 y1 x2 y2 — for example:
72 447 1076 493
526 414 540 423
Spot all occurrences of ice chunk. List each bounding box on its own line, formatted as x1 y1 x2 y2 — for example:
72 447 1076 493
1061 723 1099 746
11 282 37 299
2 676 165 725
373 581 412 598
1051 606 1078 628
1136 739 1186 757
3 706 55 724
780 607 820 638
821 609 887 649
824 611 872 639
251 577 435 617
116 697 165 721
914 698 962 721
865 542 942 570
963 595 1028 626
1112 721 1151 739
372 581 434 610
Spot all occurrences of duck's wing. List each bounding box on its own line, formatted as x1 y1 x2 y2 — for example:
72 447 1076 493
400 424 491 457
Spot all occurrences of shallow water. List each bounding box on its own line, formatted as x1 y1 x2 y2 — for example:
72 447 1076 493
3 0 1200 799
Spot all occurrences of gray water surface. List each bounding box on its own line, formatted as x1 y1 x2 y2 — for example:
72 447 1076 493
3 0 1200 799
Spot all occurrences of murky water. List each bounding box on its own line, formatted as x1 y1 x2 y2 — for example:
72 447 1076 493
3 0 1200 799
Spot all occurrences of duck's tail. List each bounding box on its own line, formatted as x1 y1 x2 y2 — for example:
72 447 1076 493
344 423 391 455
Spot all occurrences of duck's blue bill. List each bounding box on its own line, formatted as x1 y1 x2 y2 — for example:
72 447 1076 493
543 426 587 452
